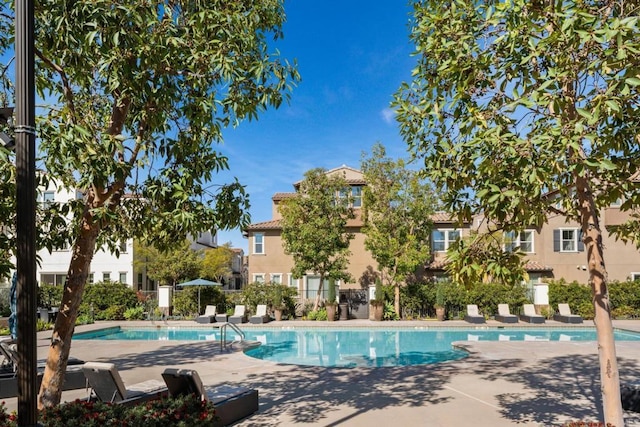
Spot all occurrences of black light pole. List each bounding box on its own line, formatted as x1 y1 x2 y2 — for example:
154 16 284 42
15 0 37 425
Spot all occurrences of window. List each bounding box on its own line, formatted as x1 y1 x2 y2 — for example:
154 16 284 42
119 272 127 284
253 233 264 254
305 276 330 300
504 230 534 253
431 229 460 252
119 241 127 254
88 273 94 284
631 273 640 281
137 273 143 288
41 191 55 206
288 274 298 288
103 272 111 282
271 273 282 284
253 274 265 283
40 273 66 286
351 186 362 208
553 228 584 252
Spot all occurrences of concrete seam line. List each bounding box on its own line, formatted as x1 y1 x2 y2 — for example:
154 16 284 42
442 385 501 410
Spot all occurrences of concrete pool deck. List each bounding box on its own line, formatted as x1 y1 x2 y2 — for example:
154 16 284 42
5 319 640 426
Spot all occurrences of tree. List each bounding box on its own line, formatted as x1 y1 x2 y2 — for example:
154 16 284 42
360 143 435 317
394 1 640 424
200 244 233 283
445 230 528 289
146 239 202 287
0 0 299 407
279 168 355 310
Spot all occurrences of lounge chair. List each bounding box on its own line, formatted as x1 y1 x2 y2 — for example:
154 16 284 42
196 305 217 324
229 305 248 324
519 304 545 324
161 368 258 427
82 361 167 404
553 303 583 323
495 304 518 323
464 304 485 324
250 304 270 324
0 338 85 376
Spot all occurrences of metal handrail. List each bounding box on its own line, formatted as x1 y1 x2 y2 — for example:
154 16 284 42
219 322 244 351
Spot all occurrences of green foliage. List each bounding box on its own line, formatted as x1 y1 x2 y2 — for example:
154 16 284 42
80 281 138 319
37 319 53 332
446 231 528 288
38 284 64 309
383 302 399 321
200 245 233 283
361 143 436 314
466 283 529 317
307 307 328 321
238 282 297 315
124 306 146 320
327 278 337 305
280 168 355 306
0 394 218 426
146 240 203 287
172 285 225 317
547 279 593 318
75 315 94 326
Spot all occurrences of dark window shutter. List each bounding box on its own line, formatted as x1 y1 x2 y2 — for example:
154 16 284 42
578 229 585 252
553 229 560 252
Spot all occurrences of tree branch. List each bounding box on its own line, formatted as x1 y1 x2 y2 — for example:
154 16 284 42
34 47 77 122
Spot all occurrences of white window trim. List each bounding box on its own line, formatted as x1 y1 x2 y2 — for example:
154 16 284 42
253 233 265 255
432 229 461 252
287 273 298 288
505 230 535 253
559 227 579 253
631 272 640 281
253 273 265 283
270 273 282 284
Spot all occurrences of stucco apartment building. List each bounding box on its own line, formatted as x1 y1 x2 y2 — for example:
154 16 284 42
244 166 640 300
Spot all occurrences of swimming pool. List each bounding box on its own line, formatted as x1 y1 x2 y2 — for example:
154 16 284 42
74 326 640 368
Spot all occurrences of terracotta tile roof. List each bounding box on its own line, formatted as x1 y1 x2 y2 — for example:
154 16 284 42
524 260 553 272
245 219 281 231
272 192 296 200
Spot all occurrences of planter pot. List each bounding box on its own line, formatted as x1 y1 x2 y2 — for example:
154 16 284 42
326 304 337 321
436 307 445 322
274 309 283 321
370 303 384 321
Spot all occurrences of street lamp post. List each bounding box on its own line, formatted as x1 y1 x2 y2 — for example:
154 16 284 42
15 0 37 425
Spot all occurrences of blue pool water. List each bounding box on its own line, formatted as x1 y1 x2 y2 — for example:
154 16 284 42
74 327 640 368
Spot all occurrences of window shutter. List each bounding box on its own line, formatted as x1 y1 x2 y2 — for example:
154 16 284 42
578 229 585 252
553 229 560 252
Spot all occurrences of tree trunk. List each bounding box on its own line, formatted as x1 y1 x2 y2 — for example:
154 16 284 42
313 273 324 311
576 176 623 426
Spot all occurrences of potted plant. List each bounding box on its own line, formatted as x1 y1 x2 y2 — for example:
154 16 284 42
435 282 446 321
325 278 338 321
369 278 385 321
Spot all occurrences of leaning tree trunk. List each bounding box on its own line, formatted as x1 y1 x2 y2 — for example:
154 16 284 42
313 273 325 311
576 175 623 426
38 183 122 408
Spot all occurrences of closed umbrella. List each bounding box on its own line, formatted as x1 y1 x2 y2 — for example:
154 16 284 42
176 278 222 314
8 272 17 339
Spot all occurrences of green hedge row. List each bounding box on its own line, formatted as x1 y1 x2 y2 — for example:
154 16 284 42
548 279 640 320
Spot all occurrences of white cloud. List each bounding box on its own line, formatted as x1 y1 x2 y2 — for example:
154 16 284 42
380 108 395 124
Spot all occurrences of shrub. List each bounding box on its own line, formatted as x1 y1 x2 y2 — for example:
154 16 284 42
308 308 327 321
80 281 138 319
383 302 399 320
0 394 219 426
547 279 592 318
124 306 145 320
37 284 63 308
75 314 94 326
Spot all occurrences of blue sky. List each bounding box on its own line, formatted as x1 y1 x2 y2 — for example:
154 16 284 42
216 1 417 251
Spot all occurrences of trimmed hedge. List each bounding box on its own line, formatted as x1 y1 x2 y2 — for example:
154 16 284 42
548 279 640 319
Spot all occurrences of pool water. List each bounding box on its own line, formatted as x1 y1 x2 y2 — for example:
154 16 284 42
74 327 640 368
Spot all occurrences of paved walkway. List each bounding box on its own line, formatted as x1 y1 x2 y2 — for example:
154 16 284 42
5 319 640 426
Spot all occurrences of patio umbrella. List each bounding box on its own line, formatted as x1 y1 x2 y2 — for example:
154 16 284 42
176 278 222 314
8 272 17 339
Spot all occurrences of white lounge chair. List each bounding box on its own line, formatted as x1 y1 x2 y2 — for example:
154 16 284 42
196 305 217 324
250 304 270 324
464 304 485 324
519 304 545 324
229 305 248 324
82 361 167 404
162 368 258 426
553 303 583 324
495 304 518 323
